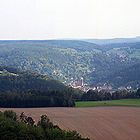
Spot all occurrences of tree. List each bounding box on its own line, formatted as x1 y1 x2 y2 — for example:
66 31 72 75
136 88 140 98
3 110 17 121
37 115 54 130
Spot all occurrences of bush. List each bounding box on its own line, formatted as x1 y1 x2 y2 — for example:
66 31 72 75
3 110 17 121
0 111 89 140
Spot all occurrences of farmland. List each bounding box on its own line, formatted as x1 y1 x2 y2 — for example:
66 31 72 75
76 99 140 107
0 107 140 140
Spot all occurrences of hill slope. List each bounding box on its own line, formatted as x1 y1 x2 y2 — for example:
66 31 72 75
0 39 140 88
0 66 67 92
101 63 140 88
0 67 80 107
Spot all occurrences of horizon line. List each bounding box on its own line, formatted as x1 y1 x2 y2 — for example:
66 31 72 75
0 36 140 41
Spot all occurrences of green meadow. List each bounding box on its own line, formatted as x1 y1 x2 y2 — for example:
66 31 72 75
76 99 140 107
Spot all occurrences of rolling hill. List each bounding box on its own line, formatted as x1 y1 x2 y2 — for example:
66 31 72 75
0 39 140 89
0 66 80 107
0 66 67 92
100 63 140 88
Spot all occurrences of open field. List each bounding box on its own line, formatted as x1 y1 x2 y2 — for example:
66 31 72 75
0 107 140 140
76 99 140 107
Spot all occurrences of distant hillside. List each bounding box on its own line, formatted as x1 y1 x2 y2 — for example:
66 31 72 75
0 40 100 51
0 66 67 92
0 40 102 84
83 37 140 45
101 42 140 51
0 67 81 107
0 39 140 89
101 63 140 88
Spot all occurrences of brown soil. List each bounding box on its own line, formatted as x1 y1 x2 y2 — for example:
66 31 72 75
0 107 140 140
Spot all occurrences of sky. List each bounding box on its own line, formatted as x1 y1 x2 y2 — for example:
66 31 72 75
0 0 140 40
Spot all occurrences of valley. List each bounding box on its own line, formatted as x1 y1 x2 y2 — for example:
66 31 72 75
0 39 140 89
1 0 140 140
0 38 140 140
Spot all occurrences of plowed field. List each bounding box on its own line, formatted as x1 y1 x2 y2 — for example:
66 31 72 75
1 107 140 140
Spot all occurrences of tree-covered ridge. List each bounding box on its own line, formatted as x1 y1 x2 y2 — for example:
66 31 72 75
0 67 82 107
0 66 139 108
0 40 140 88
0 66 66 92
0 110 89 140
100 63 140 88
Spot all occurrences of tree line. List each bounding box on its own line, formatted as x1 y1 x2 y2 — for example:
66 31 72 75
81 88 140 101
0 90 76 107
0 67 82 107
0 88 139 107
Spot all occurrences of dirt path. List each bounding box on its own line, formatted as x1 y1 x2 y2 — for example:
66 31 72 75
1 107 140 140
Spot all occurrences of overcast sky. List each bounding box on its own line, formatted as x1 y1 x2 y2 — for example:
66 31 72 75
0 0 140 40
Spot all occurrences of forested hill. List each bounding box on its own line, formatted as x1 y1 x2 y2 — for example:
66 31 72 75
0 67 81 107
83 37 140 45
100 63 140 88
0 66 67 92
0 39 140 89
0 40 100 51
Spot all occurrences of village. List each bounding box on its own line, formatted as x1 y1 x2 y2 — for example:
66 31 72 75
69 77 133 93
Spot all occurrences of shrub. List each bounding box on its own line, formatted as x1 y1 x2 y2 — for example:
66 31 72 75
3 110 17 121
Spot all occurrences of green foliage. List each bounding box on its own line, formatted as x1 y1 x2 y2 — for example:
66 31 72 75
0 67 81 107
76 99 140 107
101 63 140 88
136 88 140 98
0 114 45 140
0 111 89 140
37 115 54 130
81 89 139 102
0 67 66 92
3 110 17 121
0 40 139 88
0 91 76 107
37 113 89 139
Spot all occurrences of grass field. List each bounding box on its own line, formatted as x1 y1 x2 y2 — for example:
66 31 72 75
76 99 140 107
